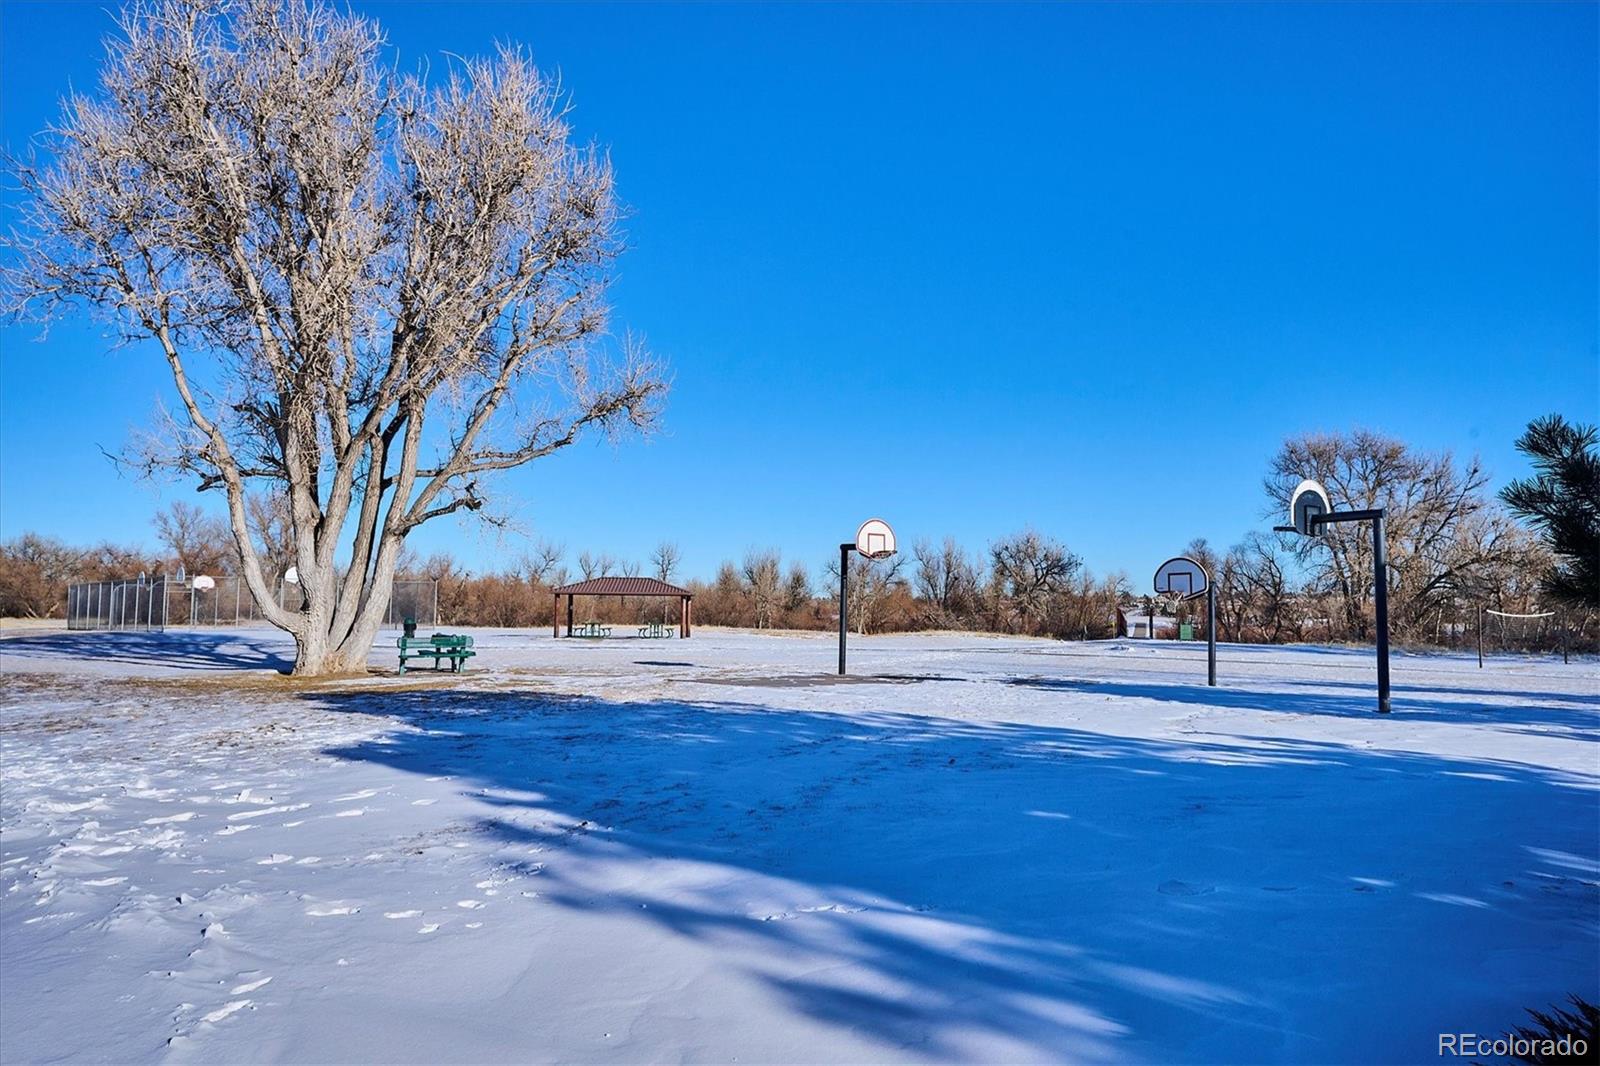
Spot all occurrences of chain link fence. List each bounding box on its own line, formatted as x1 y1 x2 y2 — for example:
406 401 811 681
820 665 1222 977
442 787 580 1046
67 576 437 631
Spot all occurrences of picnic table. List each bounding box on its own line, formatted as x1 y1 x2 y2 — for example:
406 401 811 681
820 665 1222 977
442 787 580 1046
636 622 678 638
397 632 476 674
569 621 612 638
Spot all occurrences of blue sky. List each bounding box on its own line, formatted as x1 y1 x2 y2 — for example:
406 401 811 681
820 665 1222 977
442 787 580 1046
2 1 1595 590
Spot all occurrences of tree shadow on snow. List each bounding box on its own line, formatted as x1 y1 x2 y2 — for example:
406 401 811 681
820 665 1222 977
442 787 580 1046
304 686 1600 1062
0 629 294 672
1006 676 1599 738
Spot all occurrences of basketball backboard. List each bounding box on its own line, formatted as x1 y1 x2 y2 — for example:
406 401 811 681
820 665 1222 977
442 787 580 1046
1153 556 1209 600
192 575 216 591
855 518 897 559
1289 479 1332 537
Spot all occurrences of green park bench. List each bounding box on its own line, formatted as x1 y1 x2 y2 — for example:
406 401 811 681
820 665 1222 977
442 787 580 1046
569 621 612 638
636 622 678 638
397 633 476 674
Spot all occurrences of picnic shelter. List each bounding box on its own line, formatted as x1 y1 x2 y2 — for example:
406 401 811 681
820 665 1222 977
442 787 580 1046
552 577 694 637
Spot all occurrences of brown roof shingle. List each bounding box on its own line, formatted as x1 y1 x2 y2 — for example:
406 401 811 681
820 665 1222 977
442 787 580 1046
551 576 692 597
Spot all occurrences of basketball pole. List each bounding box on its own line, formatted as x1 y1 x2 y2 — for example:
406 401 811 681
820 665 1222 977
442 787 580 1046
1206 581 1217 687
838 542 854 675
1372 511 1390 712
1277 503 1390 713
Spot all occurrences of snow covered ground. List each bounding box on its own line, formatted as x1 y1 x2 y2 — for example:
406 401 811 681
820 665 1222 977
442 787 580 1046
1 626 1595 1064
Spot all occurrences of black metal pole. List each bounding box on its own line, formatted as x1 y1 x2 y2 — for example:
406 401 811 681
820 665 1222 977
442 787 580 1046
1373 510 1391 713
1206 582 1217 686
838 543 853 675
1477 605 1484 668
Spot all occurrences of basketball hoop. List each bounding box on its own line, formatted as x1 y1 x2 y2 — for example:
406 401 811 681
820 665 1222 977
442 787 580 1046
855 518 897 561
839 518 898 675
1153 555 1216 686
1153 556 1208 602
1288 479 1331 537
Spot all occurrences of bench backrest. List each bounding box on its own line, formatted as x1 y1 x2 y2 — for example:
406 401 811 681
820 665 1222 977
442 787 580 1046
398 634 473 650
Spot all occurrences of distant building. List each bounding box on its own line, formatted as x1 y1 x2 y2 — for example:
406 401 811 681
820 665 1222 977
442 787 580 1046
1117 606 1176 639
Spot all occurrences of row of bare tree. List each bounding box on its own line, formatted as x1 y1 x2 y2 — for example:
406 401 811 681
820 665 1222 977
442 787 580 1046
1 430 1586 650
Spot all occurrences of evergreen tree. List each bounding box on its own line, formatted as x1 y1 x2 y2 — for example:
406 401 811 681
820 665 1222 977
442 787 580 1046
1500 415 1600 608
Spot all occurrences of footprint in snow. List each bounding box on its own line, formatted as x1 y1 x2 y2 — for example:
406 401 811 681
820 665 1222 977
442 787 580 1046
256 854 294 865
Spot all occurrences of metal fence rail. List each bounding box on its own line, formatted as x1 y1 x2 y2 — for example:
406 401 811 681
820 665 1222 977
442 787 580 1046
67 576 437 631
66 579 174 631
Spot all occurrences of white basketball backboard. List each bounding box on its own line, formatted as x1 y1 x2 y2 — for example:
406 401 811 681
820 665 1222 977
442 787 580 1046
1289 479 1332 537
1153 556 1209 600
855 518 897 560
192 574 216 591
284 566 300 585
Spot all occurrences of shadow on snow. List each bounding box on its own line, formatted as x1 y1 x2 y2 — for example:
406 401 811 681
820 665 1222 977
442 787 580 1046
1004 676 1599 738
0 629 294 672
306 686 1599 1062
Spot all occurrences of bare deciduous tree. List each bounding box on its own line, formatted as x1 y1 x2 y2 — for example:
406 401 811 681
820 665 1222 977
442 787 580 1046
825 551 906 635
518 540 565 586
650 541 681 584
912 536 982 628
989 529 1080 632
0 535 84 618
742 549 782 629
1266 431 1530 642
153 500 234 576
2 0 665 673
577 551 616 581
244 490 295 585
783 562 811 614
